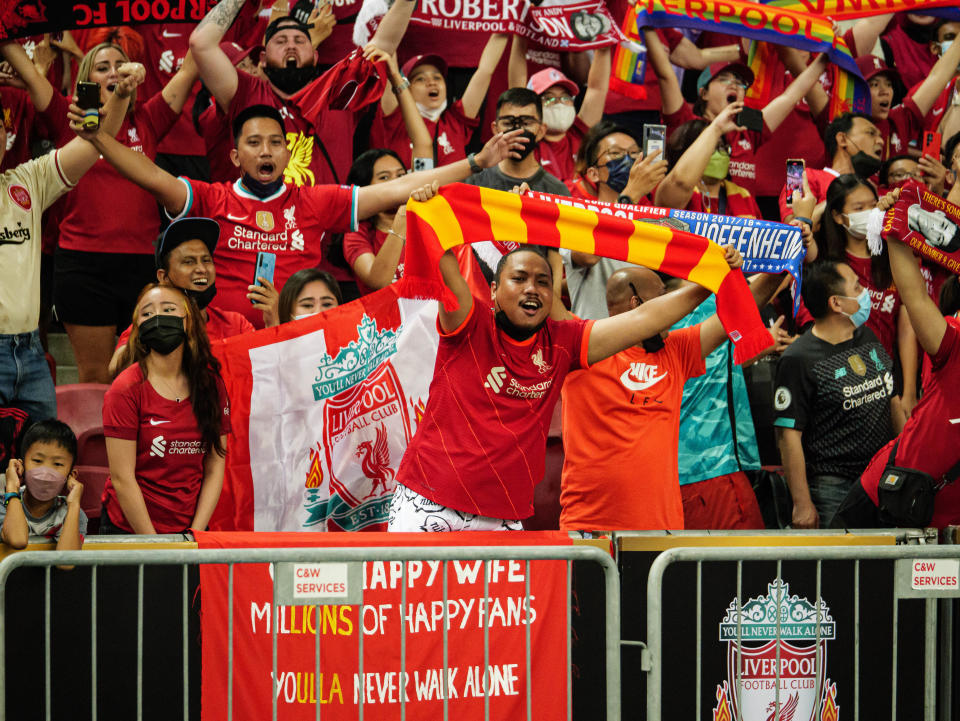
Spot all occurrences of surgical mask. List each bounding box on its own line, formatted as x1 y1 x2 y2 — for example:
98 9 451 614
262 64 318 95
603 154 633 193
241 174 285 199
183 283 216 310
838 289 872 328
139 315 186 355
24 466 66 502
843 209 874 239
542 103 576 133
292 312 319 321
941 39 953 55
416 100 447 123
703 149 730 181
494 307 544 342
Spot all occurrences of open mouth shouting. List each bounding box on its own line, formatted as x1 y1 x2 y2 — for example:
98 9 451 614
519 296 543 317
190 276 210 290
255 160 277 181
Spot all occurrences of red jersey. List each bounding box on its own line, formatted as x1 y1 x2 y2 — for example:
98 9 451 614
881 18 937 92
342 223 404 296
139 23 204 156
198 103 236 183
686 180 761 218
665 103 768 196
873 97 925 162
860 321 960 528
1 88 37 172
395 304 593 520
102 364 231 533
777 167 840 222
560 325 705 531
917 77 958 132
177 177 356 327
846 252 901 358
44 91 178 254
537 116 588 185
115 305 253 350
752 103 827 198
369 100 479 169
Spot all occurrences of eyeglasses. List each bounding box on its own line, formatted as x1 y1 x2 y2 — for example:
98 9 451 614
887 169 922 182
495 115 541 132
597 146 641 164
542 95 574 106
713 75 748 90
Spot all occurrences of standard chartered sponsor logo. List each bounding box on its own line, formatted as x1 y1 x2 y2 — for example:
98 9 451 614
484 366 507 393
149 435 203 457
150 436 167 457
841 372 892 410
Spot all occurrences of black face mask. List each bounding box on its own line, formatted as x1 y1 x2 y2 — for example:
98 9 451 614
182 283 217 310
139 315 186 355
845 137 881 179
495 307 544 342
241 173 285 198
630 283 666 352
513 130 539 161
263 64 319 95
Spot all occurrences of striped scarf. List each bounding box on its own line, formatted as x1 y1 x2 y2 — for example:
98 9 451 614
401 183 772 364
762 0 959 20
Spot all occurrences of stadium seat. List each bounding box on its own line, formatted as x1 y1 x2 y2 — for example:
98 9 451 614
56 384 110 467
74 465 108 528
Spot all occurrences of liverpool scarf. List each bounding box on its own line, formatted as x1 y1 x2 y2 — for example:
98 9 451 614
876 180 960 275
401 183 773 364
761 0 959 20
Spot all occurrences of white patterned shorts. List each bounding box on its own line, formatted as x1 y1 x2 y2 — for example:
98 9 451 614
388 484 523 532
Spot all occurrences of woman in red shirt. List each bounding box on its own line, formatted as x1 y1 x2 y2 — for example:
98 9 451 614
101 284 229 534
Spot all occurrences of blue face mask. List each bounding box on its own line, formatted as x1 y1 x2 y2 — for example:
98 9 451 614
941 39 953 55
603 155 633 193
839 289 871 328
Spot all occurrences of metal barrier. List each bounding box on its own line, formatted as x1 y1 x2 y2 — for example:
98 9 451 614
0 544 620 721
645 544 960 721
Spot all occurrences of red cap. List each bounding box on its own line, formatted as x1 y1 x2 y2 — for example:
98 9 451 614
527 67 579 97
219 41 263 67
855 54 900 84
401 54 447 80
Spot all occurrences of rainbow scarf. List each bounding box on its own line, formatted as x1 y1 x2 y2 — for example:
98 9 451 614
400 184 772 364
634 0 869 116
610 4 649 101
762 0 959 20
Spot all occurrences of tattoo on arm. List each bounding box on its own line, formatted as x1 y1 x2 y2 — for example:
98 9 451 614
196 0 246 31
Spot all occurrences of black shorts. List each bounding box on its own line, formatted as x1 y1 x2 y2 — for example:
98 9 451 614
54 248 157 330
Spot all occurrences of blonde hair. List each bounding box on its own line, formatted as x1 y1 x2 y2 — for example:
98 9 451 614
76 43 136 110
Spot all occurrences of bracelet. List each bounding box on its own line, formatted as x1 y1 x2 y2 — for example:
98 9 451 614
2 490 21 507
467 152 482 174
793 216 813 226
387 229 405 241
391 78 410 95
617 194 634 205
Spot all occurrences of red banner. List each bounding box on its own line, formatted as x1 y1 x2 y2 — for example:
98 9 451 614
196 531 576 720
881 180 960 275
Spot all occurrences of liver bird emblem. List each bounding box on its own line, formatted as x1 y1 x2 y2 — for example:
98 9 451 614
356 424 394 498
283 132 315 186
765 693 799 721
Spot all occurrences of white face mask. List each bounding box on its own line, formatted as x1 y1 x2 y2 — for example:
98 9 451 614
542 103 576 133
416 100 447 123
843 209 874 239
292 312 319 321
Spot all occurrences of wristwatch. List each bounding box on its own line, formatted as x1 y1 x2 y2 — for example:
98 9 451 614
617 194 634 205
2 489 22 507
467 153 483 174
391 77 411 96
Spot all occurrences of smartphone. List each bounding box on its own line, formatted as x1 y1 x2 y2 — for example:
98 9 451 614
290 0 314 25
76 80 100 130
922 131 942 160
785 159 805 205
252 251 276 304
642 124 666 159
735 106 763 133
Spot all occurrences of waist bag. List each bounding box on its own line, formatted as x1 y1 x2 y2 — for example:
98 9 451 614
877 441 960 527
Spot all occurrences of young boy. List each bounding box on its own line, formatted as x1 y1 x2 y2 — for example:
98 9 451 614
1 420 86 550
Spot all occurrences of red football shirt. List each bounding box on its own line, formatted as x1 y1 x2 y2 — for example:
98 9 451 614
777 167 840 222
560 325 705 531
139 23 204 156
395 304 593 520
860 321 960 528
370 99 479 169
176 177 356 327
0 88 37 172
686 180 761 218
342 222 404 296
115 305 254 350
846 252 901 359
198 103 235 183
44 91 178 254
537 116 589 185
102 364 231 533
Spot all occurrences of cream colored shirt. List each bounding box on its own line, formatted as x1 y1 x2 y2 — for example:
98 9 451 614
0 151 73 334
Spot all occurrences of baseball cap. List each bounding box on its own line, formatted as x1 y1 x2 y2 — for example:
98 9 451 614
527 67 579 97
264 17 312 44
855 54 901 84
155 217 220 267
220 41 263 67
401 54 448 80
696 61 755 93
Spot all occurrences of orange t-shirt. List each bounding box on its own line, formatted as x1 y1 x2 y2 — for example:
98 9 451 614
559 325 705 531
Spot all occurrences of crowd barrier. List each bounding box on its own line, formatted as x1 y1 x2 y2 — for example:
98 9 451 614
0 538 620 721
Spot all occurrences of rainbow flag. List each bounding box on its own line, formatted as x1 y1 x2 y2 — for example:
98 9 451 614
401 184 773 364
762 0 959 20
610 4 648 101
745 41 778 108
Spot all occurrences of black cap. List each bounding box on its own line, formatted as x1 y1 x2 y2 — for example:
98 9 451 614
264 17 312 44
155 217 220 268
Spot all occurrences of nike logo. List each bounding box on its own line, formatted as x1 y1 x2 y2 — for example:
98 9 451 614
162 30 182 38
619 368 667 392
933 107 944 116
149 419 170 426
950 418 960 424
227 213 248 221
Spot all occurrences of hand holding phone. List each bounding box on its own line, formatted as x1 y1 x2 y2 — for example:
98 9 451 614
251 252 277 305
735 107 763 133
922 131 941 161
76 81 100 130
785 159 805 205
290 0 315 25
642 124 666 160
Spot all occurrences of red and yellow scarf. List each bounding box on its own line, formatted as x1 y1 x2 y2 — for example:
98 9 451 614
401 184 772 363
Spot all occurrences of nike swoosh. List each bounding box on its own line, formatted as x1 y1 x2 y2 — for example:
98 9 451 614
227 213 248 221
933 107 944 116
950 418 960 424
619 369 667 392
149 419 170 425
162 30 182 38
